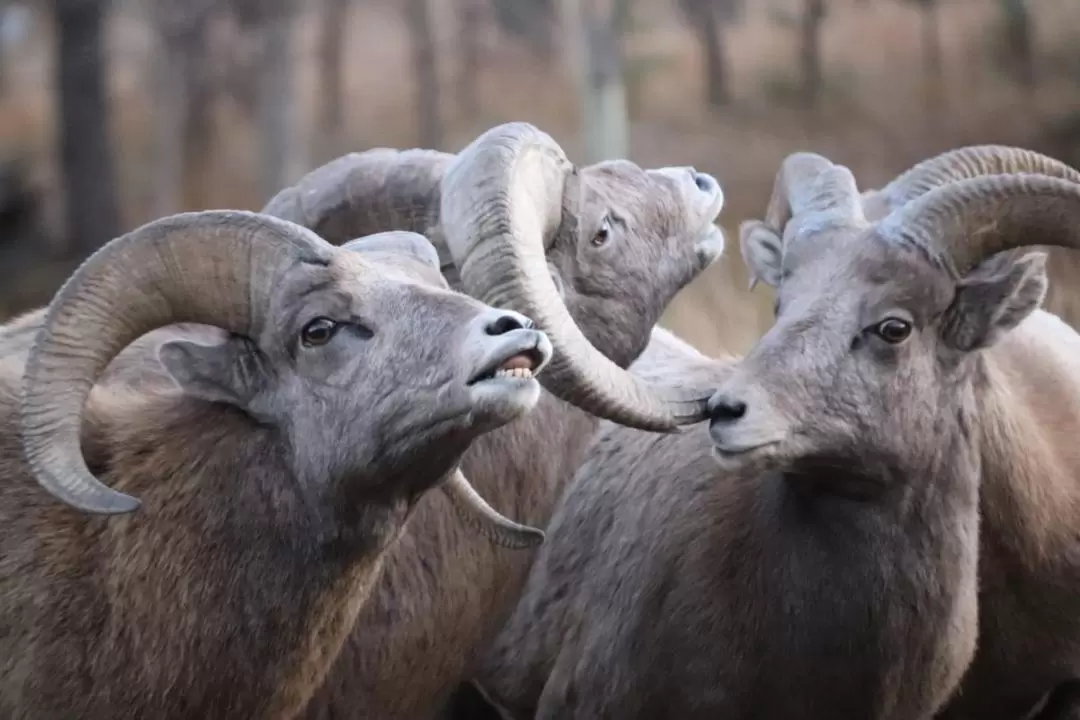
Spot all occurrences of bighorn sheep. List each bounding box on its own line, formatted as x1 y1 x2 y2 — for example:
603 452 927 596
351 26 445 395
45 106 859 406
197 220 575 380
0 212 555 718
263 121 728 719
852 146 1080 720
473 148 1080 719
0 121 726 718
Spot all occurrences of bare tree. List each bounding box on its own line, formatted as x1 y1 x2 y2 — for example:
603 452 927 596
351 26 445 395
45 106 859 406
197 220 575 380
678 0 742 107
318 0 350 153
52 0 118 254
800 0 825 110
457 0 483 122
149 0 216 216
491 0 556 62
580 0 628 163
406 0 442 148
917 0 943 113
894 0 944 115
1000 0 1035 90
231 0 304 199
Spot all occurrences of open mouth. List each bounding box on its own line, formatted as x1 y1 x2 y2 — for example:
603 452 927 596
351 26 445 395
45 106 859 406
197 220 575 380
469 346 547 385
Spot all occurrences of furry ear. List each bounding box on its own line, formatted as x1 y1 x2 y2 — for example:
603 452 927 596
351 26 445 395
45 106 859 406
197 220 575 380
941 251 1048 352
158 336 267 408
739 220 784 290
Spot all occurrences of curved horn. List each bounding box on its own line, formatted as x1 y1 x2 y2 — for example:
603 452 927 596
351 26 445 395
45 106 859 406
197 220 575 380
440 122 712 432
764 152 864 236
864 146 1080 221
441 469 545 550
879 173 1080 273
21 210 331 514
262 148 453 263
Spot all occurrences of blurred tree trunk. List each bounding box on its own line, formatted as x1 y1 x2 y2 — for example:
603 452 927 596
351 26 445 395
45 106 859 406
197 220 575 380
800 0 824 110
53 0 118 254
554 0 583 80
918 0 943 115
407 0 442 148
256 0 303 199
679 0 732 108
457 0 482 122
318 0 349 153
1001 0 1035 90
581 0 628 163
150 0 215 216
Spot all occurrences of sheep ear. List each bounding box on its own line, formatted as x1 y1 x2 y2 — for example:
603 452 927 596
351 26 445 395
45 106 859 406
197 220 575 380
941 251 1048 352
158 336 267 408
740 220 784 290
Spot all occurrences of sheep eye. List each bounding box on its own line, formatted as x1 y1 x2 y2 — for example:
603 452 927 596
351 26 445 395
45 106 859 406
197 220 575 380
301 317 338 348
591 217 612 247
873 317 912 344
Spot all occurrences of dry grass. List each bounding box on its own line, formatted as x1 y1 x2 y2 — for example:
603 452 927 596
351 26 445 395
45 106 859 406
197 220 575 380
0 0 1078 355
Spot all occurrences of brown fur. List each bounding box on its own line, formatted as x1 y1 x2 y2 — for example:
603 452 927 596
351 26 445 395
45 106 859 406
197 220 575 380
0 235 548 719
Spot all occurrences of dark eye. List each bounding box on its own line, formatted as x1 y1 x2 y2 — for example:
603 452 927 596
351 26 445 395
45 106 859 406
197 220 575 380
300 317 338 348
591 217 612 247
873 317 912 344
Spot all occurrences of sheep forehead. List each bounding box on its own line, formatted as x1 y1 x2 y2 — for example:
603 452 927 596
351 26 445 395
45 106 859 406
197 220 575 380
781 234 948 319
580 163 682 230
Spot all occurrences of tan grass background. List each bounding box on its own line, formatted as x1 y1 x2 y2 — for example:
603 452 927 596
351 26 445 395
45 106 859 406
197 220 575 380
1 0 1078 355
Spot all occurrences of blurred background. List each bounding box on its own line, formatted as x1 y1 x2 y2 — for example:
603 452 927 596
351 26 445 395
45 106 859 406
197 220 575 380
0 0 1076 355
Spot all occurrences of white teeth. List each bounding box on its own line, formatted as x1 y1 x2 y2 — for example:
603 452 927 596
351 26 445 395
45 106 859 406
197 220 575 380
493 367 534 380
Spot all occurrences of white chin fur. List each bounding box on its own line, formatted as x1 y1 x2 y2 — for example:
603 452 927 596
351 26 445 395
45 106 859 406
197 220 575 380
695 225 726 265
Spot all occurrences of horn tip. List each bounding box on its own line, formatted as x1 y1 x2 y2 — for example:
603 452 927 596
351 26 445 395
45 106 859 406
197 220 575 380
81 491 142 515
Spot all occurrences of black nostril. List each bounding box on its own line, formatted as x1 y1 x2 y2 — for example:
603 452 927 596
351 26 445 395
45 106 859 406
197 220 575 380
694 173 716 193
485 311 530 336
709 396 747 422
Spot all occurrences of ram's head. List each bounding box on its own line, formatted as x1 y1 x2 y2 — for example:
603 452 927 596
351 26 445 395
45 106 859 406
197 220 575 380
264 122 726 432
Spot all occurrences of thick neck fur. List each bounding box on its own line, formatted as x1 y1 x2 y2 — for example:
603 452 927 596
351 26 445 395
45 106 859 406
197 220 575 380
0 384 415 720
301 389 603 719
934 312 1080 718
476 340 981 719
297 287 652 718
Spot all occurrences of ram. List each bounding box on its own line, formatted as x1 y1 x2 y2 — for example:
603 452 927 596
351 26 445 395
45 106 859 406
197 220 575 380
262 121 726 719
472 149 1080 719
0 121 726 718
853 146 1080 720
0 212 554 719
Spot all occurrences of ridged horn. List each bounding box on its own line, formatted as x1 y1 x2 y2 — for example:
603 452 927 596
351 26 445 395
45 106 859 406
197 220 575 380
261 148 454 265
20 210 331 514
764 152 864 238
440 122 711 433
863 146 1080 221
879 174 1080 274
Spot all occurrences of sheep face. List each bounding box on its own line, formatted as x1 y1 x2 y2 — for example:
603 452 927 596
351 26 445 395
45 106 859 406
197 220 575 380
549 160 725 368
711 155 1055 485
20 214 552 528
155 231 553 507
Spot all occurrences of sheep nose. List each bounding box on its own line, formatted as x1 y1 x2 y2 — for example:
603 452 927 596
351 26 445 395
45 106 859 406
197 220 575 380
708 393 747 423
479 308 534 336
694 172 718 193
